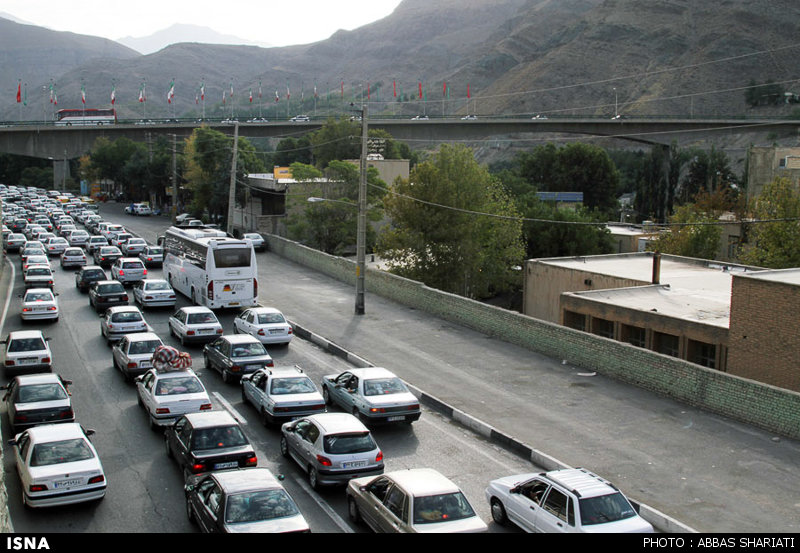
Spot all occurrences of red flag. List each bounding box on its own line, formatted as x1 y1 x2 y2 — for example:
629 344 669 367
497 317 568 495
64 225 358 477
393 80 396 98
341 81 344 98
443 82 447 97
419 82 422 99
367 83 370 100
467 84 471 99
16 82 21 103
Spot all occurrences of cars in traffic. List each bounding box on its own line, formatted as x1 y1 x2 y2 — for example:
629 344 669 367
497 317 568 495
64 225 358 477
85 235 108 253
290 115 310 122
44 236 69 256
99 305 150 344
168 306 223 346
185 468 309 533
347 468 488 533
121 237 148 256
19 288 59 322
484 468 654 533
75 265 107 293
203 334 274 383
164 411 257 479
1 373 74 433
1 330 53 374
23 264 55 289
280 413 384 490
93 245 123 268
110 257 148 285
139 245 164 267
7 422 106 508
135 368 212 430
112 332 164 381
321 367 421 425
232 307 293 345
241 366 326 426
132 278 176 309
4 232 26 252
242 233 265 251
88 280 129 311
22 254 50 272
60 246 87 269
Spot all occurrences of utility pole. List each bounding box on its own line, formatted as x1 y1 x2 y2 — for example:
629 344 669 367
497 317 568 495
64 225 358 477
226 122 239 236
171 134 178 223
355 104 368 315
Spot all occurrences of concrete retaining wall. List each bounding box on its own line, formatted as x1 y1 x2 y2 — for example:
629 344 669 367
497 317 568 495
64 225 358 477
266 234 800 441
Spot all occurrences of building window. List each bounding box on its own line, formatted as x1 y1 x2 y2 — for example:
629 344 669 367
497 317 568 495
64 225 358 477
620 324 646 348
687 339 716 369
591 317 615 339
653 331 680 358
563 310 586 332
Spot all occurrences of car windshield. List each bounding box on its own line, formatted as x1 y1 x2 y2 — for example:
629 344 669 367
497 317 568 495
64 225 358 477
155 376 204 396
30 438 94 467
225 490 299 524
231 343 267 357
128 340 162 355
111 312 143 322
147 248 163 255
270 377 316 395
363 377 409 396
26 268 51 276
24 292 53 302
145 282 170 291
578 493 637 525
191 425 248 450
17 383 67 402
187 312 218 324
122 262 143 269
413 492 477 525
257 312 286 324
323 432 376 455
83 270 105 279
8 338 46 352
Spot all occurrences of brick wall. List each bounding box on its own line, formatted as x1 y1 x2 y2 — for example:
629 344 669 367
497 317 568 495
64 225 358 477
265 234 800 440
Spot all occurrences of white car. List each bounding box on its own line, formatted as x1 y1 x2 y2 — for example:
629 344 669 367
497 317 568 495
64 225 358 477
111 332 164 382
242 233 265 251
100 305 150 344
169 306 224 346
20 288 59 322
60 247 87 269
85 235 108 253
8 422 106 507
110 257 148 285
241 366 326 426
22 255 50 272
347 468 488 533
135 368 212 429
233 307 293 345
290 115 310 122
1 330 53 373
66 229 90 247
122 238 148 256
485 468 654 533
133 278 176 309
44 237 69 256
23 264 55 289
134 204 152 216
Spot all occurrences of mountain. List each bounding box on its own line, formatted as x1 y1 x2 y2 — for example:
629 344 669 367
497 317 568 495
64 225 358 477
2 0 799 124
117 24 271 55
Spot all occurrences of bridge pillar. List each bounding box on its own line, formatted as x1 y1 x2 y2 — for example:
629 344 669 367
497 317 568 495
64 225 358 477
53 158 69 191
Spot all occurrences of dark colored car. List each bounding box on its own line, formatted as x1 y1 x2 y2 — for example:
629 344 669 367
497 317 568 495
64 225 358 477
185 468 309 533
93 246 123 268
88 280 128 311
75 265 108 292
165 411 257 479
1 373 74 434
203 334 274 383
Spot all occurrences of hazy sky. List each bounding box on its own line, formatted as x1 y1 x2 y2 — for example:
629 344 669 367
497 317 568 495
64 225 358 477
2 0 404 47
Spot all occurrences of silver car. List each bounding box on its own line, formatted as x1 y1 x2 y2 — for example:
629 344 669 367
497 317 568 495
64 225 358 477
321 367 421 425
112 332 164 381
241 366 326 426
280 413 384 490
111 257 148 285
133 279 176 309
100 305 150 344
135 368 212 429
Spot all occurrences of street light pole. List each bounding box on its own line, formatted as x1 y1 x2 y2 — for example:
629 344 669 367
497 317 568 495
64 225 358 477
355 103 368 315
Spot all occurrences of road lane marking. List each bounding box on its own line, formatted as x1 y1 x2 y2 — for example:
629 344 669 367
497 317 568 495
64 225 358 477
212 391 248 425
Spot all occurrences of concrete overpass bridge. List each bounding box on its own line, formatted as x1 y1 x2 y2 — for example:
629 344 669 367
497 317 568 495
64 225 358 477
1 117 797 160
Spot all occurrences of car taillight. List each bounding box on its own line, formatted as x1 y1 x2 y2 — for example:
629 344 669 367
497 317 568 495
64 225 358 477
245 454 257 467
253 278 257 297
155 408 170 414
257 329 265 336
288 328 293 335
60 408 74 419
143 269 147 275
216 328 223 334
376 451 383 462
14 413 27 423
187 330 195 335
316 455 332 467
118 270 124 275
190 463 205 474
122 295 128 301
207 281 214 301
29 485 48 493
369 407 386 414
88 475 105 484
42 357 50 363
5 360 14 366
231 365 242 373
266 360 274 367
127 362 137 369
200 403 212 410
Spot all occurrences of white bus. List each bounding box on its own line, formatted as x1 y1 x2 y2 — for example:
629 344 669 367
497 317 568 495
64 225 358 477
162 227 258 309
55 108 117 126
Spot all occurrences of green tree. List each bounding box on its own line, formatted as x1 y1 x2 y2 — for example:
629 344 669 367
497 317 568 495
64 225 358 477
739 178 800 268
377 144 525 299
647 204 722 260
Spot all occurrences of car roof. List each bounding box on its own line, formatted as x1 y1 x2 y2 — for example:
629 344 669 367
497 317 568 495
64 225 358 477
345 367 397 380
183 410 238 428
307 412 369 434
179 306 214 313
211 468 283 494
542 468 620 499
251 306 281 314
106 305 141 313
384 468 461 497
267 366 307 377
142 278 168 285
12 373 64 385
23 288 55 295
24 422 86 443
220 334 261 344
124 331 161 342
8 330 46 339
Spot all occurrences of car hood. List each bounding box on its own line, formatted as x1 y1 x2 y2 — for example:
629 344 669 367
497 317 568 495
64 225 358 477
225 514 309 534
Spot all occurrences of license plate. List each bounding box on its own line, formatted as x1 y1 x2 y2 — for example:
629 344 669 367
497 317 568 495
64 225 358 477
269 329 283 334
198 328 213 334
387 416 406 422
19 358 38 365
140 361 152 368
342 460 368 469
213 462 238 470
54 479 82 489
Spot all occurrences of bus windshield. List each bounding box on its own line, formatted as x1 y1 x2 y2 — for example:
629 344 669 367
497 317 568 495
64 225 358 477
213 248 252 268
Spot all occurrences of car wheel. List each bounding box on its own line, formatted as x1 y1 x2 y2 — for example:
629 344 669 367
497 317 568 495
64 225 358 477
308 466 320 490
490 498 508 526
348 497 362 524
279 435 289 458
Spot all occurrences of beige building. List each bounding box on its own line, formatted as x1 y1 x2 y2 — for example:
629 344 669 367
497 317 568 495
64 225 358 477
746 145 800 199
